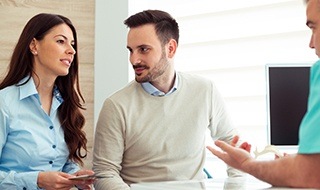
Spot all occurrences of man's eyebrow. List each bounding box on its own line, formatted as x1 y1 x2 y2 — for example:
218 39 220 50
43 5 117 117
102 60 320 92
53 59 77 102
137 44 149 48
126 44 149 50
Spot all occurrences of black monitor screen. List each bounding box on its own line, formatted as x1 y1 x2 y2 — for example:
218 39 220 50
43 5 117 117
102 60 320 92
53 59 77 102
266 64 310 146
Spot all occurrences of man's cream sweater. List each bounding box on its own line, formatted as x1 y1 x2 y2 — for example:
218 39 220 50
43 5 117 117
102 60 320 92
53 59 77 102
93 72 239 190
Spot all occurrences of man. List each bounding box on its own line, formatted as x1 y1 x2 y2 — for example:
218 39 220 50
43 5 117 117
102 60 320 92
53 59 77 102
93 10 247 190
207 0 320 188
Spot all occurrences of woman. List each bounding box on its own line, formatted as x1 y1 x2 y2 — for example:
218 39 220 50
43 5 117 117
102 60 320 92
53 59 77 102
0 13 94 189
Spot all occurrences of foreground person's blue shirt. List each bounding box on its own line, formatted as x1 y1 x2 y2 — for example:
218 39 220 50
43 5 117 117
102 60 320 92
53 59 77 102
298 60 320 153
0 77 79 189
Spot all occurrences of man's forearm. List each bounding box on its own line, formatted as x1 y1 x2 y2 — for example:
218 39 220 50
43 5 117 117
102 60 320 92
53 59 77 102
244 154 319 188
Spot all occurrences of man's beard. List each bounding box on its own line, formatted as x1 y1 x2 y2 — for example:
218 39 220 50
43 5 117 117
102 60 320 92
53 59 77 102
135 52 168 83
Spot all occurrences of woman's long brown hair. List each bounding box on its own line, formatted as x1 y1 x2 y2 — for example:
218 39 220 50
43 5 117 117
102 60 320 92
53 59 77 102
0 13 87 166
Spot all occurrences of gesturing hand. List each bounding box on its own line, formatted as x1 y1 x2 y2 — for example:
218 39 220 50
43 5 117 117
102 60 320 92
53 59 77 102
206 139 253 172
230 135 252 152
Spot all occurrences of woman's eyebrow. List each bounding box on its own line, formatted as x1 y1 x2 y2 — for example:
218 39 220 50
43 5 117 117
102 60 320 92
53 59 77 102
54 34 75 42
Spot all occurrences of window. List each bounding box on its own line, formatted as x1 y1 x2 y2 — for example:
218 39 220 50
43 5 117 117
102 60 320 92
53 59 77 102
129 0 316 178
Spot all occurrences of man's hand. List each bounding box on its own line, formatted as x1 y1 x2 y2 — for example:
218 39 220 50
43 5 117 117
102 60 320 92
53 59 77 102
206 139 254 172
230 135 252 152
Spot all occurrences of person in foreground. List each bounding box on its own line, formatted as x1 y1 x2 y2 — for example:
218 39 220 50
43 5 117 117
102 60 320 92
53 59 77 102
207 0 320 188
0 13 94 189
93 9 250 190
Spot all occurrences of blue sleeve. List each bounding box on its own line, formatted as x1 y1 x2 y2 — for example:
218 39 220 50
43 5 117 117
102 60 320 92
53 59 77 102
0 95 8 159
62 160 80 174
0 97 40 189
0 171 40 189
298 60 320 153
0 161 79 189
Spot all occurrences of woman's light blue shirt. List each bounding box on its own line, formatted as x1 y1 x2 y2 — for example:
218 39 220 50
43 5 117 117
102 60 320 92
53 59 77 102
298 60 320 153
0 77 79 189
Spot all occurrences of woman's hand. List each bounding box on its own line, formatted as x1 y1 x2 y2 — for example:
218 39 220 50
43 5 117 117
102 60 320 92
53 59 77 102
37 171 75 190
71 169 95 190
37 170 95 190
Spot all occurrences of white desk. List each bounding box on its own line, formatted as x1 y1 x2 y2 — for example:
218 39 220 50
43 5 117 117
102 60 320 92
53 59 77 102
130 176 315 190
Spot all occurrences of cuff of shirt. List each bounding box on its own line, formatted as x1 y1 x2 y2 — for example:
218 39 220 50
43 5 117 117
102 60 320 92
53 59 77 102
15 171 40 190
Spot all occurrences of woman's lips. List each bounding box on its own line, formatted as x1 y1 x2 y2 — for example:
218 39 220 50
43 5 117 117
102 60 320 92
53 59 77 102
60 58 71 66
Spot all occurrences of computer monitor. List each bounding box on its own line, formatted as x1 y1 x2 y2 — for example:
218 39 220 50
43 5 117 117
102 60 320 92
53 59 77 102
266 64 311 148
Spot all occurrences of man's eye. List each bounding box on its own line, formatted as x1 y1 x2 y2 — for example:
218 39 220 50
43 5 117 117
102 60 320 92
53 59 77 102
140 47 149 52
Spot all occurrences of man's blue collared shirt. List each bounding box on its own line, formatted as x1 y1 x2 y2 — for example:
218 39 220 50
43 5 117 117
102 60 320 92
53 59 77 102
141 74 178 96
0 77 79 189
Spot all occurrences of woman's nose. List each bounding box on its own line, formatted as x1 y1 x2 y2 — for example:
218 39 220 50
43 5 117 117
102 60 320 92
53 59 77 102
67 44 76 55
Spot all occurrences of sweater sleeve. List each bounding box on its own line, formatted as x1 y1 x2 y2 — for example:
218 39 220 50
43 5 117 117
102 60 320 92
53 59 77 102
93 99 130 190
208 82 238 141
208 82 245 177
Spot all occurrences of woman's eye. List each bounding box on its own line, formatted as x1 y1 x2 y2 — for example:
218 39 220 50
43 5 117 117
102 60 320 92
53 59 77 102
57 39 64 44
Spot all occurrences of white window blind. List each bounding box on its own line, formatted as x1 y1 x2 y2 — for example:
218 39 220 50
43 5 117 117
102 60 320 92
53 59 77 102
129 0 317 178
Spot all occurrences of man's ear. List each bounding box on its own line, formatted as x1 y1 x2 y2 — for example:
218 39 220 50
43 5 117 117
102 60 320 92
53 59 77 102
167 39 177 58
29 38 38 55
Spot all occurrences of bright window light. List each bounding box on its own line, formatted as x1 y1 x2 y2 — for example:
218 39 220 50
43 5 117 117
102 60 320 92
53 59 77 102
129 0 317 178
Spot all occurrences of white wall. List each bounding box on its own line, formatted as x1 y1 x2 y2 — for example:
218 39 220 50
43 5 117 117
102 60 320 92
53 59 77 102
94 0 129 124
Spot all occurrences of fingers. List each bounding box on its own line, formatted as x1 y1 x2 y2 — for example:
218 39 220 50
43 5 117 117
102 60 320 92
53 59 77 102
275 152 288 159
230 135 240 147
59 172 74 178
74 169 95 176
206 140 232 159
75 180 94 190
206 145 225 160
239 142 252 152
71 170 95 188
76 184 93 190
215 139 232 152
206 145 215 154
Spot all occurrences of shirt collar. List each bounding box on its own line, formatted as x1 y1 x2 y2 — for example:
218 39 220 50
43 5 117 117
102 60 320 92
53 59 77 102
53 85 63 103
141 73 179 96
19 76 38 100
18 76 64 104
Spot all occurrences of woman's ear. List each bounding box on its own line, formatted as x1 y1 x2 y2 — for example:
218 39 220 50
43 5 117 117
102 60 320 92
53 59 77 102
29 38 38 55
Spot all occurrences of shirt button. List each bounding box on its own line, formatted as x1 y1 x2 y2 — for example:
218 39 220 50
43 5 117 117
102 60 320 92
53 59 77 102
49 161 53 164
52 145 56 149
49 126 54 129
